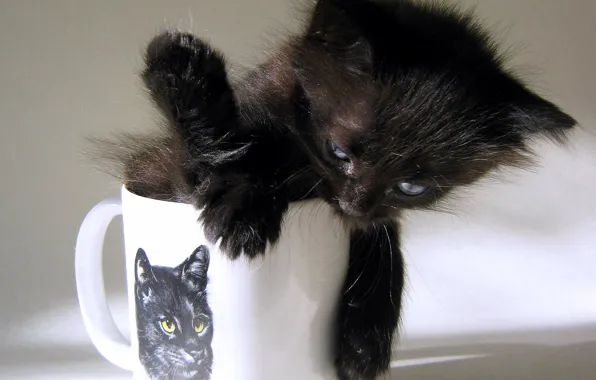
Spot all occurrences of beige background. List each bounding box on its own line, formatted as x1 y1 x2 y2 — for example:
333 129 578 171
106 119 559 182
0 0 595 379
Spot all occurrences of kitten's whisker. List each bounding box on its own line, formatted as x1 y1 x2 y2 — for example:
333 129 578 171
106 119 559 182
301 179 322 200
362 225 384 298
277 166 311 188
384 224 395 309
344 247 374 296
368 227 385 300
430 176 443 191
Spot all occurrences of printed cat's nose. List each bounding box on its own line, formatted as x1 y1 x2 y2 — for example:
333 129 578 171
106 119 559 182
190 349 205 361
338 199 365 217
181 350 195 364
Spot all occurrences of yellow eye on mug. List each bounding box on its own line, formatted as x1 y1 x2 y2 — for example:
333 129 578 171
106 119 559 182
194 321 205 333
159 319 176 333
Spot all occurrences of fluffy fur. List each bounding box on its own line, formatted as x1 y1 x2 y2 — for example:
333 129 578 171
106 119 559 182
88 132 192 202
102 1 576 379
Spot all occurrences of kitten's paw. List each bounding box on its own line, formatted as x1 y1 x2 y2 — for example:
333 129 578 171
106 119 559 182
335 327 392 380
217 220 269 260
201 203 284 260
142 30 229 111
144 30 225 80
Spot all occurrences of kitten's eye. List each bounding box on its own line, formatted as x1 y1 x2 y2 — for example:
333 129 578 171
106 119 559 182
327 140 350 161
159 319 176 334
194 321 205 334
396 181 429 196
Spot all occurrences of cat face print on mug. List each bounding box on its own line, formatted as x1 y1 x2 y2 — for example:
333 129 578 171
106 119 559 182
134 246 213 379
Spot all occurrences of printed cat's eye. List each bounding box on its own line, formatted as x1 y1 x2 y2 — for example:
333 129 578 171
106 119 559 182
327 140 350 161
194 321 206 334
396 181 429 196
159 319 176 333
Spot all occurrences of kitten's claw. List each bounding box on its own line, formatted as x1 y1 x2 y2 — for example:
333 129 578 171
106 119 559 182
208 219 269 260
201 198 285 260
336 327 393 380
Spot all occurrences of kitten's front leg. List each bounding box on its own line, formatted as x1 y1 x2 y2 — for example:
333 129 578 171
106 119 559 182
142 30 248 174
199 174 290 259
142 30 286 259
335 220 405 380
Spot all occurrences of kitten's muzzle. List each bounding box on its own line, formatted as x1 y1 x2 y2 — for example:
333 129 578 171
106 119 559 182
338 199 366 217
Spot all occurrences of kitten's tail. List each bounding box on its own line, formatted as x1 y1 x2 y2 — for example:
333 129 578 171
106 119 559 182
84 131 194 203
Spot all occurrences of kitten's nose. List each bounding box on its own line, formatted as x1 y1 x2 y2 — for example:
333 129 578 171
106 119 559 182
338 199 365 217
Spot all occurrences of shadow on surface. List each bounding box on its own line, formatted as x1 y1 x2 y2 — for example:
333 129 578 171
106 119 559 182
388 341 596 380
0 346 128 379
387 325 596 380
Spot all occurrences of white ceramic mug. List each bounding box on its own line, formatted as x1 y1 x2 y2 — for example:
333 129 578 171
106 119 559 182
75 185 349 380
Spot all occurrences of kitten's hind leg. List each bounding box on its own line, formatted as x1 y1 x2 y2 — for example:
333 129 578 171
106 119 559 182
142 30 247 172
335 220 404 380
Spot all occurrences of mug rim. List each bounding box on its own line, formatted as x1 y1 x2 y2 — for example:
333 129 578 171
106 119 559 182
122 184 192 210
121 184 325 210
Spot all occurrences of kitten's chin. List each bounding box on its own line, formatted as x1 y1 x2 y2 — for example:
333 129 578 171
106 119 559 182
332 205 397 229
322 192 398 227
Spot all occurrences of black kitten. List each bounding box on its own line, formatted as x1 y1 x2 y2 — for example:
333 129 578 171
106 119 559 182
140 0 575 379
135 246 213 379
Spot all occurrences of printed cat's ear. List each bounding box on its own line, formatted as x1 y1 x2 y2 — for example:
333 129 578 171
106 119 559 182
176 245 210 292
135 248 156 285
509 87 576 142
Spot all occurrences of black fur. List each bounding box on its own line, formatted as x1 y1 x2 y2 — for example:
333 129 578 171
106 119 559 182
136 1 575 379
335 219 403 379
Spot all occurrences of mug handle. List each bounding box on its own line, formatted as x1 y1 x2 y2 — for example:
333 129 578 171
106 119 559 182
75 197 133 370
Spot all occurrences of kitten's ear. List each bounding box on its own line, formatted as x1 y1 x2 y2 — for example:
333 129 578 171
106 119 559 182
509 85 576 142
306 0 370 52
135 248 156 285
177 245 210 292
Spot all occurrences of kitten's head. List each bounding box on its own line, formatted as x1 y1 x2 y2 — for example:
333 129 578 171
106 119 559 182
135 247 213 379
291 0 575 223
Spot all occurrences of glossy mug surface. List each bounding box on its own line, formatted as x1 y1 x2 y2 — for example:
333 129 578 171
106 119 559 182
75 186 349 380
